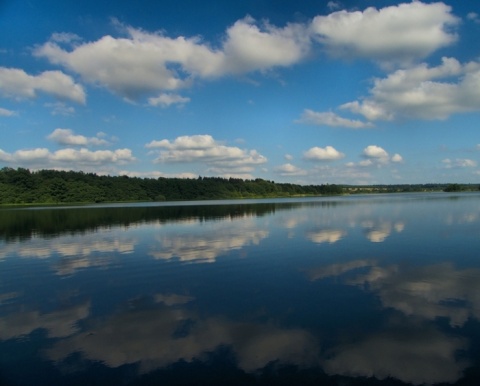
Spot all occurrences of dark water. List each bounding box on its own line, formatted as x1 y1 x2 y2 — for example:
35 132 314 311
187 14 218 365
1 193 480 385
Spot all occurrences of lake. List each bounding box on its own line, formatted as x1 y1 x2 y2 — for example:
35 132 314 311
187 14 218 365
1 192 480 385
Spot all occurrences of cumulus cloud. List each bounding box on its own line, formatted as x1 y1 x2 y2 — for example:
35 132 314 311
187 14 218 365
274 163 307 176
363 145 389 160
0 107 15 116
222 16 310 74
30 2 463 109
304 146 345 161
47 128 110 146
310 2 459 66
0 147 135 169
145 134 267 177
343 145 403 169
0 67 86 104
467 12 480 24
119 170 198 179
45 102 76 116
391 153 404 163
442 158 477 169
342 57 480 121
34 17 309 101
297 109 373 128
148 93 190 108
327 1 341 11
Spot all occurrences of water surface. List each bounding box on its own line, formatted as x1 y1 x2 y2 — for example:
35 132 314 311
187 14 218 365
1 193 480 385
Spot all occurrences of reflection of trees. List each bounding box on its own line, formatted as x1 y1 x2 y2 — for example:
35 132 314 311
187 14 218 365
46 297 319 374
0 199 349 243
0 203 278 242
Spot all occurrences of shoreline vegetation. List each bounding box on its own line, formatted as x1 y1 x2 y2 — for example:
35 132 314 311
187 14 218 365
0 167 478 206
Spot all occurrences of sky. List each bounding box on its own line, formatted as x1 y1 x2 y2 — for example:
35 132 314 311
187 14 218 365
1 0 480 185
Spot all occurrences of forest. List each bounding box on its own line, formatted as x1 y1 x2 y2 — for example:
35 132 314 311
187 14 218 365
0 167 344 204
0 167 477 205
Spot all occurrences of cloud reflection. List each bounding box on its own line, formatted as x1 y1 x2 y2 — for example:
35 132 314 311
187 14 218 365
0 302 90 340
309 259 480 327
46 299 318 373
323 320 468 385
349 262 480 327
306 229 346 244
307 259 475 384
361 220 405 242
150 219 268 263
1 235 136 275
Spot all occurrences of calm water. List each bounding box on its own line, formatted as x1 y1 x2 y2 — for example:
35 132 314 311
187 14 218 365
1 193 480 385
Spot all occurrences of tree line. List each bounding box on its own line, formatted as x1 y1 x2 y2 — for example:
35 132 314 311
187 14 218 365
0 167 344 204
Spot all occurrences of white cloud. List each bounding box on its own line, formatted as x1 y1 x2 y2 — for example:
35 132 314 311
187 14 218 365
363 145 388 159
0 107 15 116
327 1 341 11
222 16 310 74
47 128 109 146
284 154 293 161
30 3 462 107
362 145 389 163
442 158 477 169
148 93 190 108
0 147 135 169
274 163 307 176
119 170 198 179
467 12 480 24
342 57 480 121
391 153 404 163
35 34 201 100
0 67 86 104
45 102 76 116
348 145 403 168
34 17 309 101
304 146 345 161
50 32 82 44
310 2 459 66
297 109 373 128
146 134 217 150
51 148 135 164
340 100 392 121
145 134 267 176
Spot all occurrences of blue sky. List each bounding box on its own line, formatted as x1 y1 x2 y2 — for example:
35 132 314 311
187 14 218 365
1 0 480 184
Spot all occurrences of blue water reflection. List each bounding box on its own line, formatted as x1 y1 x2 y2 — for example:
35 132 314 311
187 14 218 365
1 193 480 385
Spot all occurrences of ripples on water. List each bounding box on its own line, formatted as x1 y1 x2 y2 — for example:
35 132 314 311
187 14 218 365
1 193 480 385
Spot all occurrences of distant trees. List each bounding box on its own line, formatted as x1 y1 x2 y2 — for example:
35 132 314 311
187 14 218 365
0 167 344 205
443 183 463 192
